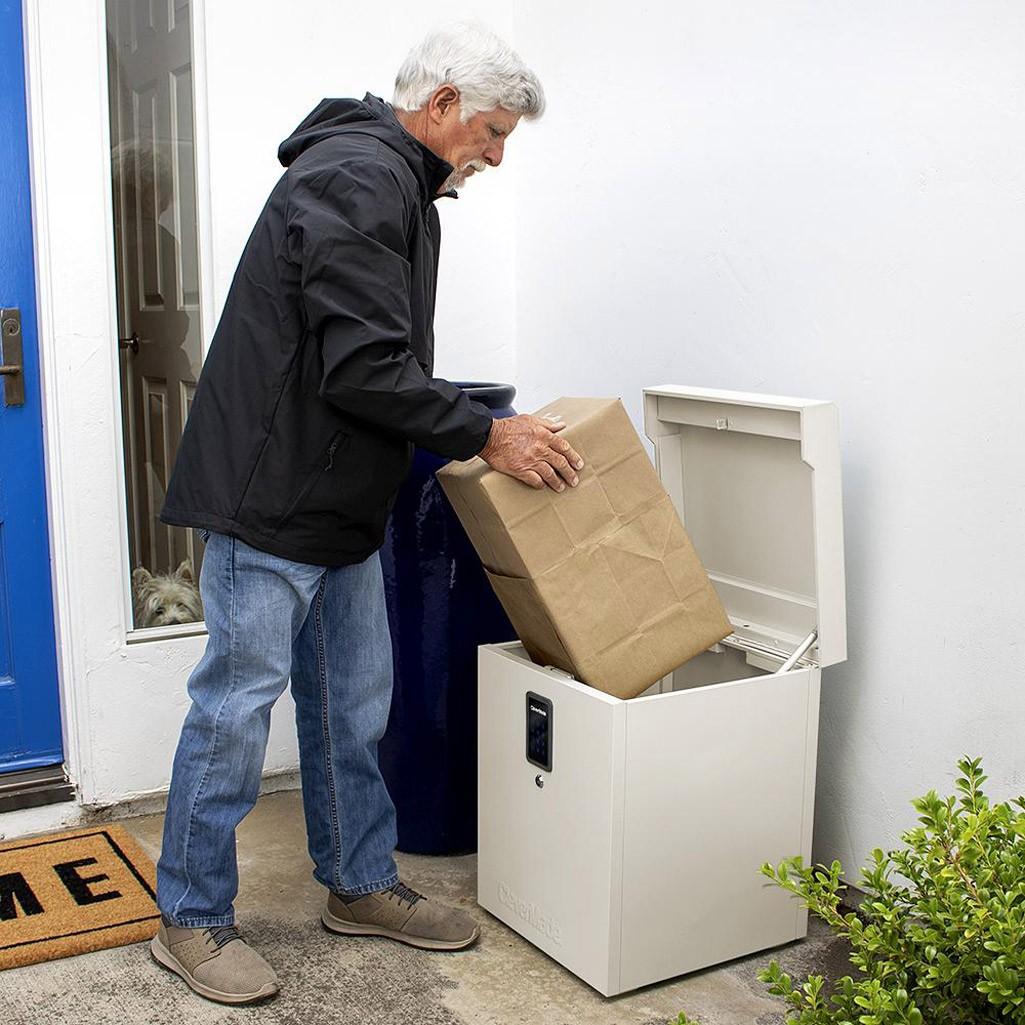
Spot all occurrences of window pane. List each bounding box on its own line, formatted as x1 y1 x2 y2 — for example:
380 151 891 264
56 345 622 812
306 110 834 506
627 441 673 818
107 0 204 629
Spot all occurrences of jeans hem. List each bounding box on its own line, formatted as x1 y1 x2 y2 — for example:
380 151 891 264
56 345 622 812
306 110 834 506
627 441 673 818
161 913 236 929
327 870 400 897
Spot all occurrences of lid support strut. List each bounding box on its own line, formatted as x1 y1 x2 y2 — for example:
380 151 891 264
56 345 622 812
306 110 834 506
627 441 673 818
778 630 818 673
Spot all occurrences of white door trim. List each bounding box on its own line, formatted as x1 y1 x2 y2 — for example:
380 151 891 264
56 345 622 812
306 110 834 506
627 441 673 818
22 0 105 802
190 0 217 368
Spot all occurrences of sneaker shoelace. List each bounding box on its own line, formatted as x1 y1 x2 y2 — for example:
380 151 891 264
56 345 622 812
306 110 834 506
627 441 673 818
208 924 242 948
388 882 425 909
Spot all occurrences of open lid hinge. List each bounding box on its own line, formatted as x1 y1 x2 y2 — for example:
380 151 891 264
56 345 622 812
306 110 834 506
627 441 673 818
717 628 819 671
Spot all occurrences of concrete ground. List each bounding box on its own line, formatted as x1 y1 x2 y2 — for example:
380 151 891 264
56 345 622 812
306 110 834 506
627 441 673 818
0 791 850 1025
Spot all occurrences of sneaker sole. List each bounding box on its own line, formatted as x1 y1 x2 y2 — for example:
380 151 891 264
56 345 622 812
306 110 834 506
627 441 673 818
320 908 481 951
150 935 280 1005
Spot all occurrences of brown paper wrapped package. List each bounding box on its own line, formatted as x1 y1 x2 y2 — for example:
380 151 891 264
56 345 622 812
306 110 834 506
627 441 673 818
436 397 733 699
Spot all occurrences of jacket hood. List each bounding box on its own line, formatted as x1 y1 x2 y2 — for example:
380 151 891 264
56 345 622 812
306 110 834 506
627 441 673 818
277 94 454 200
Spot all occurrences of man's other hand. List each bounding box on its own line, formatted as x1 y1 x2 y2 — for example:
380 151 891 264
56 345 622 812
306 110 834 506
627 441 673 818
479 415 584 491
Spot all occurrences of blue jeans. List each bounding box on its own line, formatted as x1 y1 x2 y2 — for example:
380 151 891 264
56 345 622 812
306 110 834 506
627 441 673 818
156 532 399 927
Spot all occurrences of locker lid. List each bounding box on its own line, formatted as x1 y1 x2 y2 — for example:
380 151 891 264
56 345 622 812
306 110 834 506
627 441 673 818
643 385 847 668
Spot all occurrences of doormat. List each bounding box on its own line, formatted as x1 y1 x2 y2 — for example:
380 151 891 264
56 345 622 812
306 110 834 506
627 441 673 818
0 825 159 971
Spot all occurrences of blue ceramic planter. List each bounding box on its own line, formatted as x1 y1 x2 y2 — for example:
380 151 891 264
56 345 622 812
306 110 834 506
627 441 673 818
378 383 517 854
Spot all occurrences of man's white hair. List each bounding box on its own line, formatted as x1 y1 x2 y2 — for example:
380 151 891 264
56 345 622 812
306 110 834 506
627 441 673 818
393 23 545 121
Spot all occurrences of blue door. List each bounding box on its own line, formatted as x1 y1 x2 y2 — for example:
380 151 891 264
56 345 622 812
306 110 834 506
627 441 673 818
0 0 64 774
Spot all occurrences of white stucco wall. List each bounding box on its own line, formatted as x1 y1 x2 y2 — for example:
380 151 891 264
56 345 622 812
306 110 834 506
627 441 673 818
511 1 1025 873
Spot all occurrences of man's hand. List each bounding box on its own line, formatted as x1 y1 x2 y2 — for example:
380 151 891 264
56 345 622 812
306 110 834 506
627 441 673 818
479 415 584 491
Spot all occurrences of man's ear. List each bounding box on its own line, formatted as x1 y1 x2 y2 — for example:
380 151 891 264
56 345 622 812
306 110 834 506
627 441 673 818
427 84 460 124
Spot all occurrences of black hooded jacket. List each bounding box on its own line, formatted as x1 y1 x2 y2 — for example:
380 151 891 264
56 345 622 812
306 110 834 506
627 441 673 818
160 95 493 566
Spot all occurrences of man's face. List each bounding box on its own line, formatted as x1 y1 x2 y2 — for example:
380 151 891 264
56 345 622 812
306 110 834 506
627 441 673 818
436 104 521 193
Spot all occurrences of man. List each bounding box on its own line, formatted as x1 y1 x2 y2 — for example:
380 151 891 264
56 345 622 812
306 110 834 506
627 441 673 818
152 24 582 1005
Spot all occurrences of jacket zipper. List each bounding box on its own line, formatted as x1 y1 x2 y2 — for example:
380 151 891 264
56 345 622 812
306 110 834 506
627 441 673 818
273 433 343 534
325 436 340 471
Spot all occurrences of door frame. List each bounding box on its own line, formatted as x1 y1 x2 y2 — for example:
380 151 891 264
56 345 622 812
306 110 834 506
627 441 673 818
21 0 220 805
0 0 64 785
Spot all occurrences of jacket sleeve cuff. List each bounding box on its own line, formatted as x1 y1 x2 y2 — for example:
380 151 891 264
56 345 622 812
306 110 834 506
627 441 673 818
454 402 495 461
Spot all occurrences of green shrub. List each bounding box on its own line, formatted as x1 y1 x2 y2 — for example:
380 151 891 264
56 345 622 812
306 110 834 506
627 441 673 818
761 757 1025 1024
672 757 1025 1025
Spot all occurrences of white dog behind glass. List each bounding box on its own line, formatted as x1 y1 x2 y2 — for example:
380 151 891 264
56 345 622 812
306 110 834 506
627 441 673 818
132 559 203 627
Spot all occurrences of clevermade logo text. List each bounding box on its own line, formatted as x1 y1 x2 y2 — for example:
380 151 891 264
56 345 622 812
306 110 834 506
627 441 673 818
498 882 563 945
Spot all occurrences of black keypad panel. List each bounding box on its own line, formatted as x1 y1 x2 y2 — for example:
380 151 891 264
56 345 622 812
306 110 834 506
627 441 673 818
526 692 553 772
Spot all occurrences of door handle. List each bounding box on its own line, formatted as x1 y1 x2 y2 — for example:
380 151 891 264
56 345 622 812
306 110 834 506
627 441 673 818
118 331 139 355
0 308 25 407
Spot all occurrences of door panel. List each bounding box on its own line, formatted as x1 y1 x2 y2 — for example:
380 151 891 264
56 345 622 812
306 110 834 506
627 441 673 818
107 0 205 623
0 0 64 773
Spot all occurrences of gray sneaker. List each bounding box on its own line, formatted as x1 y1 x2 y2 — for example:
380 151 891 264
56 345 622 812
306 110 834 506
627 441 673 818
322 881 480 951
150 919 280 1004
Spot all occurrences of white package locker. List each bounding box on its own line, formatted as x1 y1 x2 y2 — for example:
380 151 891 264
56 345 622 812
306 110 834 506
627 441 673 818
477 385 847 997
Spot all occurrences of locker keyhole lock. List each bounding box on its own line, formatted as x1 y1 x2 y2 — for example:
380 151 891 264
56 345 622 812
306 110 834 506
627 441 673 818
534 774 545 789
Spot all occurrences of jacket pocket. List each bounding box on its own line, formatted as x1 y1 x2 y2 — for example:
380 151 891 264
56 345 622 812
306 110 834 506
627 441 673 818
273 431 346 534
